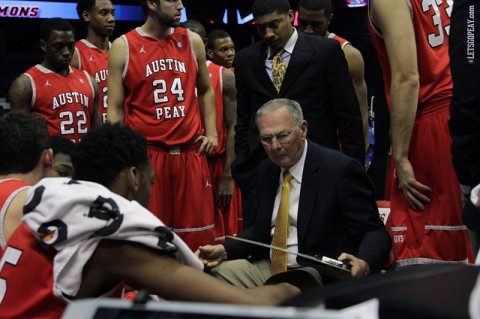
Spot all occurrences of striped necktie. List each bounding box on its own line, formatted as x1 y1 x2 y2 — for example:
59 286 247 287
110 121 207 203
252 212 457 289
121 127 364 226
271 171 293 275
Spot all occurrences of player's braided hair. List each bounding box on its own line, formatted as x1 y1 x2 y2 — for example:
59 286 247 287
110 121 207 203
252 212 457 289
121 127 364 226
72 124 149 188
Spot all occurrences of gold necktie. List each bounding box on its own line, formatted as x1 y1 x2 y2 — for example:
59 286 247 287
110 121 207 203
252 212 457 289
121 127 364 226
272 49 287 93
271 171 293 275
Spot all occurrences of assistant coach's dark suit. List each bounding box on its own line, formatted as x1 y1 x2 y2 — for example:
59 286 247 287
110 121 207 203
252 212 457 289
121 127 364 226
224 141 391 284
233 32 365 205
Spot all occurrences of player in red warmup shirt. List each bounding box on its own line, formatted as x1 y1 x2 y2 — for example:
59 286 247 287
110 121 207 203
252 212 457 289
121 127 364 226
368 0 472 266
71 0 115 123
107 0 219 250
0 113 52 255
9 18 101 143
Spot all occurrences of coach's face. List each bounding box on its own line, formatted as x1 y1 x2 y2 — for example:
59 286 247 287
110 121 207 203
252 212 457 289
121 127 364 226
41 30 75 73
258 107 307 170
255 10 294 50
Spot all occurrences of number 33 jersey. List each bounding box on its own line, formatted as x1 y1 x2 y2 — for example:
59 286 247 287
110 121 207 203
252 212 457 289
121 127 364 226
369 0 453 109
121 27 204 147
24 65 96 143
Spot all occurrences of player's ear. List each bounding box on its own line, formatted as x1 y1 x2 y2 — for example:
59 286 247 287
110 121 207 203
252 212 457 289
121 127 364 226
146 0 158 10
40 39 47 53
42 148 54 169
82 11 90 23
207 48 213 59
127 166 140 193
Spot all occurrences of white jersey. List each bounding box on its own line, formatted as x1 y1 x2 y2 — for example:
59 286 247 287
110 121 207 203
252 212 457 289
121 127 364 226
22 177 203 301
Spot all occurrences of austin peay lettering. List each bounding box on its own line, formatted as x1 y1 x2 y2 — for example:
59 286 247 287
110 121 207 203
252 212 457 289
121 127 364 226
52 92 90 109
145 59 186 77
155 105 186 120
95 70 108 83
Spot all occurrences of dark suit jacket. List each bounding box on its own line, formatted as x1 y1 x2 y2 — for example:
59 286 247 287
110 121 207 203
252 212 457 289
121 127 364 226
232 32 365 195
223 142 391 284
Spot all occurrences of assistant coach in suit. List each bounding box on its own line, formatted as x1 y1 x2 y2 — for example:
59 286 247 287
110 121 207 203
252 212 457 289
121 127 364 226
197 99 390 287
233 0 365 226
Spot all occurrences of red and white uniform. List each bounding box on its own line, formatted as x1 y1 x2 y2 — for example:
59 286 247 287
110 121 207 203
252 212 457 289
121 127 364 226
0 179 29 254
75 39 110 123
369 0 472 266
0 224 67 319
121 27 214 250
0 177 202 318
328 33 351 50
206 61 243 242
25 65 96 143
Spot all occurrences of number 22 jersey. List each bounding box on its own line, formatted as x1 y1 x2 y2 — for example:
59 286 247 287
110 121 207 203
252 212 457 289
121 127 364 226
24 65 96 143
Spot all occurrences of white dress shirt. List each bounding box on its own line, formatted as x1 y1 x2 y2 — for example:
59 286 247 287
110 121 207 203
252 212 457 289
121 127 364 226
270 140 308 267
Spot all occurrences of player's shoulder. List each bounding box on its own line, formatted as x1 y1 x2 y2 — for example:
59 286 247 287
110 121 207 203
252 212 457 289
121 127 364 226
302 32 340 49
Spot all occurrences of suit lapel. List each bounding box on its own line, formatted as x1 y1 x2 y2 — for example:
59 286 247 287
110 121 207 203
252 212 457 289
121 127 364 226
256 162 281 242
251 42 277 94
297 143 321 246
280 33 315 94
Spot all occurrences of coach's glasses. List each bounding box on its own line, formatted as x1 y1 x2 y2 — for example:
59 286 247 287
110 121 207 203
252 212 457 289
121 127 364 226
259 131 294 145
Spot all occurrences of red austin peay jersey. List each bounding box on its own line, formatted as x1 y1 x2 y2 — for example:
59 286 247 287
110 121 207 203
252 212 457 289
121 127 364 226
122 27 204 147
74 39 110 123
368 0 471 266
206 61 227 156
369 0 453 109
0 179 29 254
25 65 96 143
0 224 66 319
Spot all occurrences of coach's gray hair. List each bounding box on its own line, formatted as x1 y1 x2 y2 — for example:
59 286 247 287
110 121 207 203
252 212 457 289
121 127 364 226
255 98 304 126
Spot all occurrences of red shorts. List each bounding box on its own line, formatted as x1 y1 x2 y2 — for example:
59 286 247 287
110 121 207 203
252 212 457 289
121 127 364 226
207 155 243 242
387 100 472 266
148 145 215 251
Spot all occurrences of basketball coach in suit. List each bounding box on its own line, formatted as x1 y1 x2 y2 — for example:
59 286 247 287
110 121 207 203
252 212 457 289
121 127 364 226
197 99 390 287
233 0 365 226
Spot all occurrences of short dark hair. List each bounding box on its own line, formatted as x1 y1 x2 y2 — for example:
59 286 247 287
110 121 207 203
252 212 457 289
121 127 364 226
181 20 206 39
252 0 291 18
140 0 159 15
206 30 232 50
76 0 96 20
49 135 75 157
0 112 50 175
72 124 149 188
40 18 75 42
298 0 332 15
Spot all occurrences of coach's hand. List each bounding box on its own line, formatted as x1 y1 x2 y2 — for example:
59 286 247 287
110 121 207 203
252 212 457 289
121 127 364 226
195 244 227 267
